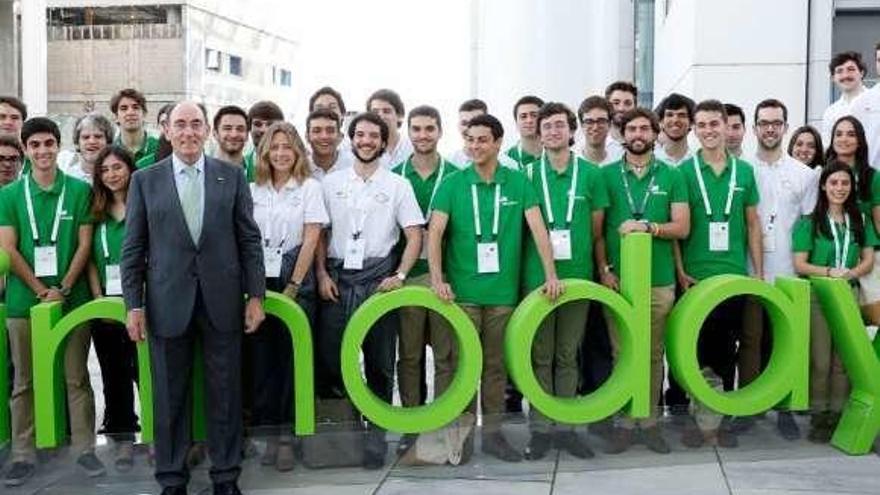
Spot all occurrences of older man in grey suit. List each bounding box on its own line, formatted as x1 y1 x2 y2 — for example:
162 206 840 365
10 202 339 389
121 101 265 495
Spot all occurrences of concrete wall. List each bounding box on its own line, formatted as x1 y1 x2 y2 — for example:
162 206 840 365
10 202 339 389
0 0 17 96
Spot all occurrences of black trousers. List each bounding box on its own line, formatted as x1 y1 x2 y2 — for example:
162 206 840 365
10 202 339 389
697 296 746 392
150 293 243 488
91 319 140 440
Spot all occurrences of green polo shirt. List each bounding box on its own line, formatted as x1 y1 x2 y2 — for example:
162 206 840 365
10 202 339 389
679 151 760 280
792 214 879 269
602 158 688 287
521 155 608 291
433 163 539 306
92 217 125 293
0 171 93 317
135 152 157 169
392 155 457 277
114 131 159 164
244 150 256 183
505 144 539 170
862 170 880 215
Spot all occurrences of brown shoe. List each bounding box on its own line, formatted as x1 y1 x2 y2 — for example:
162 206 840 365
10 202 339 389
603 427 634 455
275 441 295 472
681 417 704 449
261 437 278 466
641 426 670 454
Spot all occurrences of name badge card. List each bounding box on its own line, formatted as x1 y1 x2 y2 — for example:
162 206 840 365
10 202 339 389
709 222 729 252
344 237 366 270
264 246 283 278
35 245 58 278
763 223 776 253
550 229 572 261
477 242 500 274
105 264 123 296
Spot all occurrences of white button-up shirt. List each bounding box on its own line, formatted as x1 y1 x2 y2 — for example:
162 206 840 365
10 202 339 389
822 86 867 148
172 153 205 224
851 84 880 169
251 177 329 252
322 166 424 259
379 135 414 169
654 143 694 167
752 152 819 280
310 150 354 181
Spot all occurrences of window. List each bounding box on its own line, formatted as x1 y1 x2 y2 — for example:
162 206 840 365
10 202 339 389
280 69 292 87
206 49 221 71
634 0 655 108
229 55 243 76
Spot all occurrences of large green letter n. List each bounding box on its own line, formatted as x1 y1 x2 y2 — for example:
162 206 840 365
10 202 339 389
506 233 653 423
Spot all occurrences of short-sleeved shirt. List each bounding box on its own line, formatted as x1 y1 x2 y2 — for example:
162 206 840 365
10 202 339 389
505 143 539 170
251 177 329 253
602 158 688 287
310 151 354 181
851 85 880 172
392 155 457 277
792 214 879 269
654 144 694 168
0 170 93 317
136 152 157 169
679 151 760 280
322 166 424 259
521 155 608 291
432 164 540 306
243 150 257 183
114 132 159 165
752 153 819 280
379 136 414 170
859 169 880 216
92 217 125 294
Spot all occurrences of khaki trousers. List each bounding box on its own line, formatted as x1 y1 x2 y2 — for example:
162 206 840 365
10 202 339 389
8 318 95 462
529 300 589 432
810 289 852 412
397 273 454 407
607 286 676 428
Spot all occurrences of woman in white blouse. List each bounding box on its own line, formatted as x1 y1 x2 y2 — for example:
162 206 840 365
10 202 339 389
249 121 328 471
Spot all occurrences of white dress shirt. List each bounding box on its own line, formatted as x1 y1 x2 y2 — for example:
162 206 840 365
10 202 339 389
851 84 880 169
172 153 205 225
322 165 424 259
822 86 867 148
379 135 414 169
251 177 329 252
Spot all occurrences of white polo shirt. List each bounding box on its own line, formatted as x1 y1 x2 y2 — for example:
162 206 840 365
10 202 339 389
310 150 354 181
821 86 866 147
449 148 520 170
251 177 329 253
605 135 625 163
654 143 694 167
58 151 93 184
380 135 414 169
752 152 819 280
322 165 424 259
851 84 880 170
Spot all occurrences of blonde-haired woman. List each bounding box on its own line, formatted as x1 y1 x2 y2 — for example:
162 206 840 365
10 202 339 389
249 121 328 471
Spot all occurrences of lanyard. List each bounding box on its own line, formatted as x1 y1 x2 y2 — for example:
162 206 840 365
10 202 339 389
621 159 656 220
471 182 501 241
258 185 291 249
346 171 376 238
24 174 67 245
694 152 737 220
539 152 578 228
400 154 446 216
828 213 851 270
100 222 111 259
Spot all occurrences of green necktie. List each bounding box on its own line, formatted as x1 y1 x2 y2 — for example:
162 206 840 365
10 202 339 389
180 166 202 243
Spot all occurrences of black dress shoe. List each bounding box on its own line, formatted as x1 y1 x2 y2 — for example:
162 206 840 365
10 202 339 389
213 481 242 495
160 486 187 495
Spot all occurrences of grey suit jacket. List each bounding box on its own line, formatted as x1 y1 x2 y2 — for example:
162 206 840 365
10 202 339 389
120 155 266 337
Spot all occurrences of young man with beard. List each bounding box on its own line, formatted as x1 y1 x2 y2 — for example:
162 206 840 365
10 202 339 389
604 81 638 162
655 93 696 166
110 88 159 164
306 108 353 181
596 108 690 454
317 112 423 469
822 51 868 147
245 101 285 181
676 100 763 449
521 102 606 460
735 99 818 439
428 114 563 463
212 105 250 167
367 89 414 169
391 105 457 452
135 103 174 169
576 96 616 166
506 95 544 169
724 103 747 158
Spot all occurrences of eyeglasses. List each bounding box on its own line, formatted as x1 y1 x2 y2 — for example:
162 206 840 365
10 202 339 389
756 120 785 130
582 118 610 127
0 155 21 164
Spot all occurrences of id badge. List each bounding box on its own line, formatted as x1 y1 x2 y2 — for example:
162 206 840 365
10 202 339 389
344 237 366 270
763 223 776 253
477 242 500 274
264 246 283 278
709 222 729 252
105 264 123 296
550 229 572 260
419 228 429 260
34 245 58 278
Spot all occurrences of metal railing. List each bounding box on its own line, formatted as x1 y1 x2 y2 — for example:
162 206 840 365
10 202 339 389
48 23 183 42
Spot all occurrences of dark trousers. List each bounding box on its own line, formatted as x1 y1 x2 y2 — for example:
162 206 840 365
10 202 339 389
664 286 690 411
579 287 613 395
150 293 243 488
91 320 140 440
697 297 746 392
